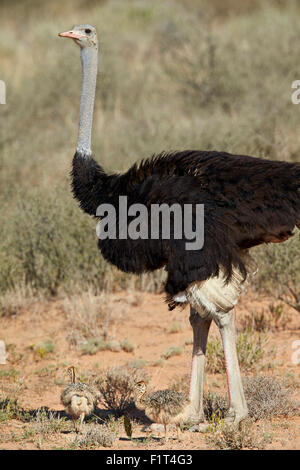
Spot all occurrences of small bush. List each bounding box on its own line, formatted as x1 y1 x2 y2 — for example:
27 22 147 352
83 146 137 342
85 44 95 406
34 340 55 359
120 339 135 353
236 329 267 370
96 366 149 417
252 232 300 313
244 376 299 421
206 420 270 450
0 397 29 422
32 409 68 434
203 392 228 421
73 423 117 448
81 338 121 355
128 359 147 369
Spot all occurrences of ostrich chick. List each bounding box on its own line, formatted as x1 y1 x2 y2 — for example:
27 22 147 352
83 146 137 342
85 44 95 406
134 381 190 442
60 366 99 432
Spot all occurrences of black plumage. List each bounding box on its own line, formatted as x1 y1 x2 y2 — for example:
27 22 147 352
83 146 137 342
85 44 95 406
71 150 300 308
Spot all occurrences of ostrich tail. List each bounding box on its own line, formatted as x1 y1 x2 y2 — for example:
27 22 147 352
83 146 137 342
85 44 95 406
71 151 108 216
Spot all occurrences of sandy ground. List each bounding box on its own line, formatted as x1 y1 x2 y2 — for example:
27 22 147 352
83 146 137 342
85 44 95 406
0 290 299 450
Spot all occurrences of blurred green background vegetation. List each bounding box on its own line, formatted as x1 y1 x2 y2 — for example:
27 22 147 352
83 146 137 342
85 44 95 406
0 0 299 307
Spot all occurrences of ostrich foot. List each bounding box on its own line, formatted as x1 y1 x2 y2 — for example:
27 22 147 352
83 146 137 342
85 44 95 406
151 423 165 433
177 427 185 441
223 409 248 427
141 423 165 434
188 422 210 433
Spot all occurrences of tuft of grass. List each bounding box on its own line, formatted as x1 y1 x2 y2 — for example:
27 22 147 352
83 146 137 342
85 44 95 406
33 340 55 359
81 338 121 355
0 285 35 317
152 358 165 367
167 322 183 334
0 397 29 422
206 420 270 450
128 359 147 369
120 339 135 353
31 409 68 434
96 366 149 417
203 392 228 421
206 337 225 374
236 329 268 370
72 422 118 448
161 346 183 360
62 290 117 345
0 369 20 381
206 329 268 373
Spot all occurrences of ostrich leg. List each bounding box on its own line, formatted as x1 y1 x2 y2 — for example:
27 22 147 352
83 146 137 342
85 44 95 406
189 307 212 423
217 310 248 425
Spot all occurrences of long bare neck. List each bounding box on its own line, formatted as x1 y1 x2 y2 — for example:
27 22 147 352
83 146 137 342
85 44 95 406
77 46 98 156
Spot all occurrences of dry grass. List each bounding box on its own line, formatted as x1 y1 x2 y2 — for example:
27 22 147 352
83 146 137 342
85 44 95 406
0 397 29 422
244 376 299 421
206 419 271 450
252 233 300 313
72 422 118 448
31 409 68 435
120 339 136 353
62 290 115 342
96 365 150 417
239 302 291 332
203 392 228 421
206 328 269 374
162 346 183 360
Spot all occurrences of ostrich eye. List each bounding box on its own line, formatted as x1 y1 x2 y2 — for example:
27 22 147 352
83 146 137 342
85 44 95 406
85 29 92 34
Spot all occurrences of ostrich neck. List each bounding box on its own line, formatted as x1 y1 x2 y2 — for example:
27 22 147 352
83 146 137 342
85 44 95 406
77 46 98 156
135 391 147 409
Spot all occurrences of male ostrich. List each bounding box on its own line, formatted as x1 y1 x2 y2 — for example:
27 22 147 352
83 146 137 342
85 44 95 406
61 366 99 432
59 25 300 428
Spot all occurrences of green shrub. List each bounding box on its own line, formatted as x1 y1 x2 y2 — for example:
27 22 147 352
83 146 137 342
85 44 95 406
206 329 268 373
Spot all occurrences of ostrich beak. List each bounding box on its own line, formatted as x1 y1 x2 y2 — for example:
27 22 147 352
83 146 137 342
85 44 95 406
58 30 85 39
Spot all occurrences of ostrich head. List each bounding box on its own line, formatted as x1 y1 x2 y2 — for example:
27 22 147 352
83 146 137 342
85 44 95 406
58 24 98 49
134 381 147 400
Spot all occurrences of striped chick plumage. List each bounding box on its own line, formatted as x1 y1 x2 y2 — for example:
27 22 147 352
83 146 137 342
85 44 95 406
61 367 99 431
134 381 191 441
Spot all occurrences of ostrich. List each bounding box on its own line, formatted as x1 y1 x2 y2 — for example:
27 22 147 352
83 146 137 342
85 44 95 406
133 381 190 442
60 366 99 432
58 25 300 429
